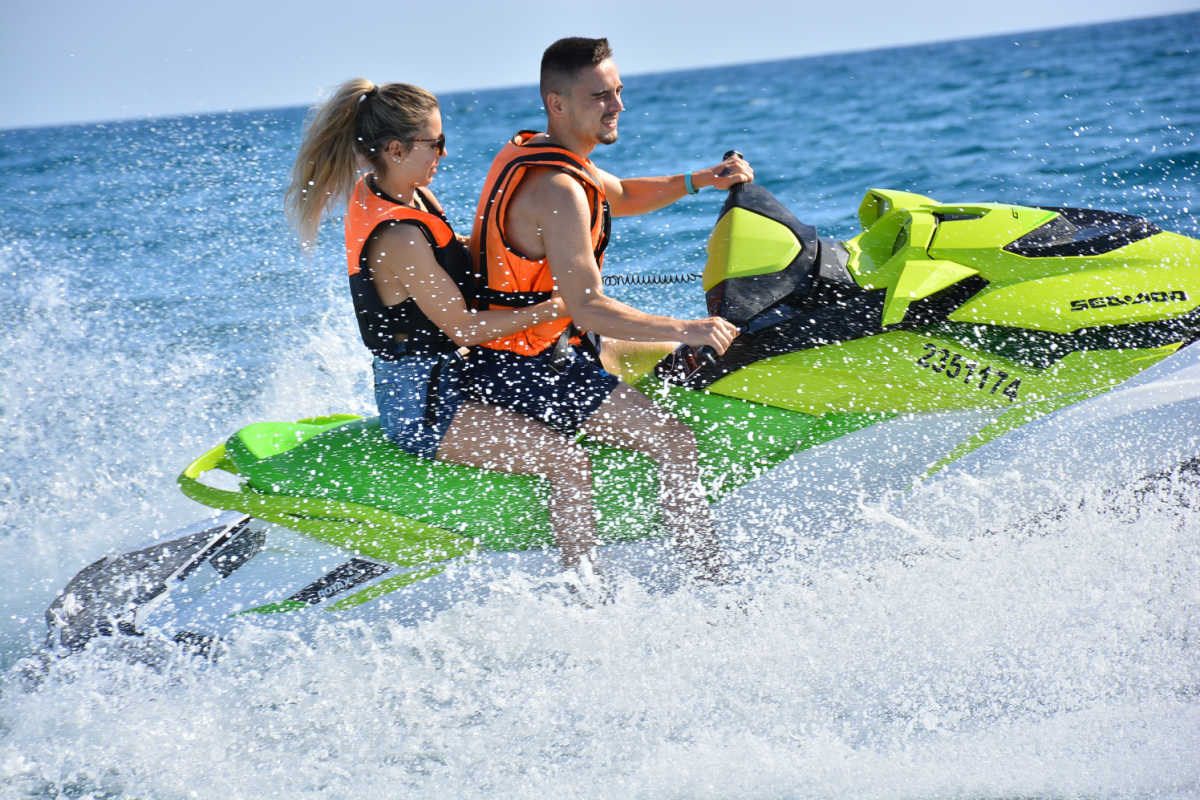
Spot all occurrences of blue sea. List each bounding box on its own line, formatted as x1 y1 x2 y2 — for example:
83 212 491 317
2 13 1199 799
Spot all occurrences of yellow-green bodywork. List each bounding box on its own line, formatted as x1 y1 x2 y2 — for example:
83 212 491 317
844 188 1200 333
703 206 803 290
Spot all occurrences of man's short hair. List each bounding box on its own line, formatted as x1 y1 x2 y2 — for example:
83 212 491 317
540 37 613 100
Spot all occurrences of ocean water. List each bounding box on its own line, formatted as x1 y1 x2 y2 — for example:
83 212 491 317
2 12 1199 799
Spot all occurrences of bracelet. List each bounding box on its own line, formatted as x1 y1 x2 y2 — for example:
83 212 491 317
684 171 698 194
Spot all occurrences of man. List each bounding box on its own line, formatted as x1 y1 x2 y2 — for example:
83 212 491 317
465 36 753 579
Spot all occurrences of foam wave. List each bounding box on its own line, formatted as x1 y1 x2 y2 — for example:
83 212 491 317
3 476 1197 798
0 239 365 668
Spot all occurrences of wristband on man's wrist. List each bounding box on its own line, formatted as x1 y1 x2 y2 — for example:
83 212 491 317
684 171 698 194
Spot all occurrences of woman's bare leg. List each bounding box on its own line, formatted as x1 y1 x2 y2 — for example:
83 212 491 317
436 401 598 569
577 382 725 576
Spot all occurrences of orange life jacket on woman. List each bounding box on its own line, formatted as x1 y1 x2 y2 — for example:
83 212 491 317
345 176 476 358
469 131 610 356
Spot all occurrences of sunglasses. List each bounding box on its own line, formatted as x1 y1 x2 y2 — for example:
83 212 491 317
409 133 446 155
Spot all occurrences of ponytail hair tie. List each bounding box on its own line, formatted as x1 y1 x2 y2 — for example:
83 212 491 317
359 86 379 104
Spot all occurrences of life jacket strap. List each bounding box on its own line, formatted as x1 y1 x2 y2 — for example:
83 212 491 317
421 348 472 427
547 329 574 374
547 324 601 374
477 287 553 309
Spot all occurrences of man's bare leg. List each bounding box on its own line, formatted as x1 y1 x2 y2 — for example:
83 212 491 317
578 382 726 576
437 401 598 569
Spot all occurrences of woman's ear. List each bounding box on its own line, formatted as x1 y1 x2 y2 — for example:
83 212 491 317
385 139 406 161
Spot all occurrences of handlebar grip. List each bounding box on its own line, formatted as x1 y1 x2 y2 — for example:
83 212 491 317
694 345 718 366
721 150 747 195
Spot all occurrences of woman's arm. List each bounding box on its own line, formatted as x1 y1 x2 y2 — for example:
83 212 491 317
365 224 564 347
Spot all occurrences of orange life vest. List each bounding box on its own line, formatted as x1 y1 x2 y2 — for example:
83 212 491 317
469 131 610 356
345 176 475 358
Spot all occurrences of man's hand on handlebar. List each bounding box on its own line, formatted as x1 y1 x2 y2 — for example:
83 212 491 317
699 153 754 191
677 316 739 355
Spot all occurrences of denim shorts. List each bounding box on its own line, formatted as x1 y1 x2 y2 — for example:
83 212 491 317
373 354 467 459
463 344 619 435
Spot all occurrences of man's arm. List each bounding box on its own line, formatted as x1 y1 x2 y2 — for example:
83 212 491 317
535 171 737 352
599 153 754 217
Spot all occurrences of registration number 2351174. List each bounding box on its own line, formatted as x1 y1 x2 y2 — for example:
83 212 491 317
915 343 1022 401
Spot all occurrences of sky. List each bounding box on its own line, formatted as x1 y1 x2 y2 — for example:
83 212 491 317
2 0 1197 130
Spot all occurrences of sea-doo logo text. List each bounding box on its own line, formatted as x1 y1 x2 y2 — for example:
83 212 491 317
287 558 391 606
1070 290 1187 311
316 579 353 600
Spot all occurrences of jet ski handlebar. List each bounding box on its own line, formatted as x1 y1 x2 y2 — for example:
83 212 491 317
692 345 719 371
687 151 747 366
663 152 747 377
721 150 747 196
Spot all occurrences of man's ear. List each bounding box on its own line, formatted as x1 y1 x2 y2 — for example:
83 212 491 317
544 91 566 117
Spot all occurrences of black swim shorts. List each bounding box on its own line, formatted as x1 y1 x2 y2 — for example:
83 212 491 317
463 344 619 435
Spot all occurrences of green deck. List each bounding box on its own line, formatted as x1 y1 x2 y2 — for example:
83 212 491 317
212 384 885 553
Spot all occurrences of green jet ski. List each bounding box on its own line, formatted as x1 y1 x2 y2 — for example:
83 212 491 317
47 181 1200 654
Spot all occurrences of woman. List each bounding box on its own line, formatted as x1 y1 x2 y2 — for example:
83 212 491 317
285 79 604 571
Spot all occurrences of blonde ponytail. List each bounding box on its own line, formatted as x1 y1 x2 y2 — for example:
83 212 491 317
285 78 439 244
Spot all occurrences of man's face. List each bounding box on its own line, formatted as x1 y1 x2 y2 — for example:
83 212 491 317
561 58 625 145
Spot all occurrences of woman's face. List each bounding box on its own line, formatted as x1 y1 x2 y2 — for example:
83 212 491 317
389 108 444 189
